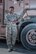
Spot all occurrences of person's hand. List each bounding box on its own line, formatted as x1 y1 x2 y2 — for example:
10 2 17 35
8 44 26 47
11 19 19 23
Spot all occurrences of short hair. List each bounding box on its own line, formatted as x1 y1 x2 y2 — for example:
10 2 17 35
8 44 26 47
9 6 14 9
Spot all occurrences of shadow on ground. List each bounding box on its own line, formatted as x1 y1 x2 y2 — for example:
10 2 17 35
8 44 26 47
0 39 7 49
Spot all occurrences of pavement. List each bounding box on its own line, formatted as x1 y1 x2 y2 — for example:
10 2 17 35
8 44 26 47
0 39 36 54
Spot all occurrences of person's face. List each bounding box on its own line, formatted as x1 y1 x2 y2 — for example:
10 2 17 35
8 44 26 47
10 8 14 14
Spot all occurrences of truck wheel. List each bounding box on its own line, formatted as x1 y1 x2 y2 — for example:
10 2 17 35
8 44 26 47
21 23 36 50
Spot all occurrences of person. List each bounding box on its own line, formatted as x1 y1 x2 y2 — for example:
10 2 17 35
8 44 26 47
4 6 20 52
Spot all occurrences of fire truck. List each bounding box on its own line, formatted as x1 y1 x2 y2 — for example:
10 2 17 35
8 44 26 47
0 0 36 50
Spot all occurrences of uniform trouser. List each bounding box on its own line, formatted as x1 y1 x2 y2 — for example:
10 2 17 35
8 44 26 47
6 23 17 49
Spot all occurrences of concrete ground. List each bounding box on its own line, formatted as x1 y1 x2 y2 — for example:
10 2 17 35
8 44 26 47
0 39 36 54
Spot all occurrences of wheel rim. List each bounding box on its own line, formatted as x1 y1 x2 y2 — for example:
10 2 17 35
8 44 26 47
26 29 36 46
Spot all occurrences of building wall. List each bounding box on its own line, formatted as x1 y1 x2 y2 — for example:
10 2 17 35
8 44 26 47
5 0 24 14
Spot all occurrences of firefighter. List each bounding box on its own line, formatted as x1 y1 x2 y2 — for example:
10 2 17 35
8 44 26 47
4 6 19 52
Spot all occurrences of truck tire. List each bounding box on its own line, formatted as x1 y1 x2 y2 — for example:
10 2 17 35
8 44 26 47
21 23 36 50
19 22 33 37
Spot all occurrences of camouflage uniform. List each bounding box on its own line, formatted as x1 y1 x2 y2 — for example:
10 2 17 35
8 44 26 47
4 13 19 49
